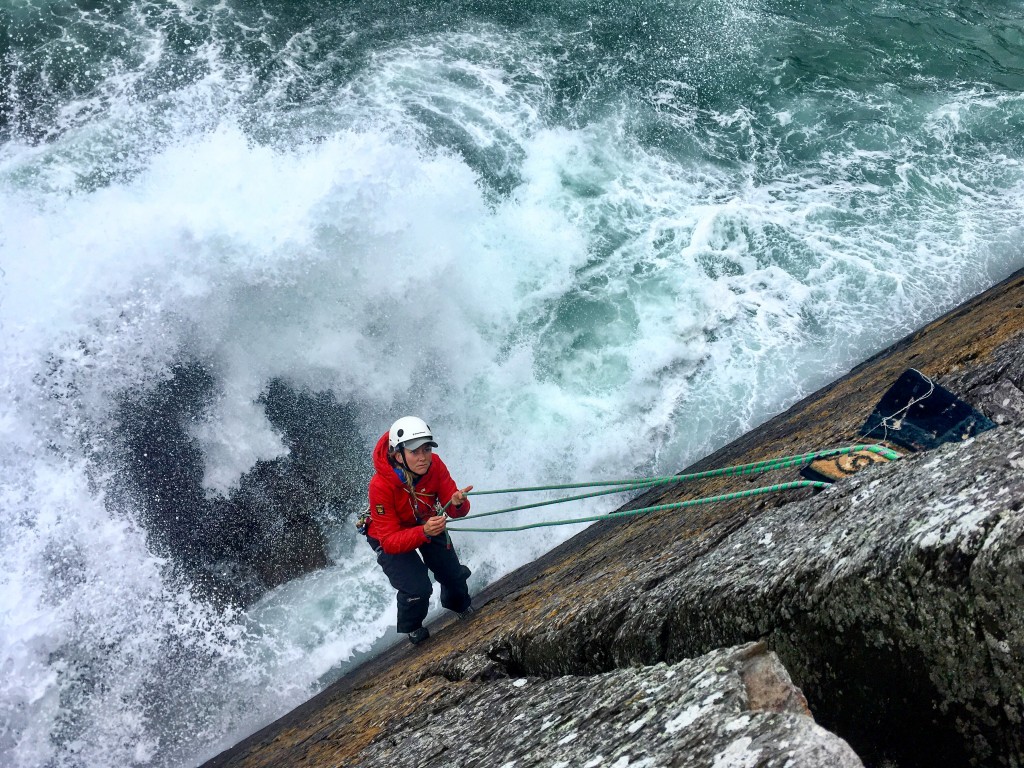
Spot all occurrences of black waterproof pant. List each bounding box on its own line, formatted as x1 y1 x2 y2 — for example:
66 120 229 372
367 535 472 633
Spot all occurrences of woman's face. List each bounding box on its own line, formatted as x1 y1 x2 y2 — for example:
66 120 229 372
398 444 433 475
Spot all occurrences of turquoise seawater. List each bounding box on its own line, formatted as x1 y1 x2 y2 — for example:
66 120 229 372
1 1 1023 766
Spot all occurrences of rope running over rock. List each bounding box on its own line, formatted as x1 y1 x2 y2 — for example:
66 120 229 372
444 444 898 533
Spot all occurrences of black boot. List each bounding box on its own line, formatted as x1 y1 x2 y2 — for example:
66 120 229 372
408 626 430 645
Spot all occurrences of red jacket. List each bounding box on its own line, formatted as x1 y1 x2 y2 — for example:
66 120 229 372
367 432 471 554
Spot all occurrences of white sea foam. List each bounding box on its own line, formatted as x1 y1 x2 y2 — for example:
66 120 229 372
2 4 1023 768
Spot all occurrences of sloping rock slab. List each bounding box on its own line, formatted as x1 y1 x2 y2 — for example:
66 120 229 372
498 426 1024 767
351 642 863 768
941 332 1024 427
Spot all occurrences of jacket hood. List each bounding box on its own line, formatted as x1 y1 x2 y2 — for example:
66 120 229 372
373 432 398 482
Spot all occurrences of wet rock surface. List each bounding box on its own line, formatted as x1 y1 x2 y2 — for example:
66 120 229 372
112 368 368 606
351 642 863 768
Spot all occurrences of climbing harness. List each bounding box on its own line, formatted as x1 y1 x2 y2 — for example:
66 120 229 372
444 443 899 534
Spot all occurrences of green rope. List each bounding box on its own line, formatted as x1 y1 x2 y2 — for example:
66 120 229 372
466 443 895 496
446 480 830 533
446 481 664 521
444 443 897 520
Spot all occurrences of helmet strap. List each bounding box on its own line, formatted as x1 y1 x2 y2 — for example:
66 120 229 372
396 446 424 484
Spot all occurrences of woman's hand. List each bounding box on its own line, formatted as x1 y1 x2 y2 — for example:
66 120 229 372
450 485 473 508
423 515 447 537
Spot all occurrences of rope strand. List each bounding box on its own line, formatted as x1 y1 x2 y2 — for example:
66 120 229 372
443 444 897 533
447 480 830 533
443 443 897 520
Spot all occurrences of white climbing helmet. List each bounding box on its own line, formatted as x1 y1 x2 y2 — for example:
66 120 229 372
388 416 437 451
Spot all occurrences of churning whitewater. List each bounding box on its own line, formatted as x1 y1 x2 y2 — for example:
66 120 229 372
1 0 1023 766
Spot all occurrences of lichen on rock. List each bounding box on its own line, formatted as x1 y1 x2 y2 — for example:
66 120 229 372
493 425 1024 767
351 642 863 768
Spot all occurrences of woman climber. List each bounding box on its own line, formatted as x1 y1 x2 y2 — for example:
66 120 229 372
364 416 475 645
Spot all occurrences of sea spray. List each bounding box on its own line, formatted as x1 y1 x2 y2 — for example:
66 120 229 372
2 1 1023 766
